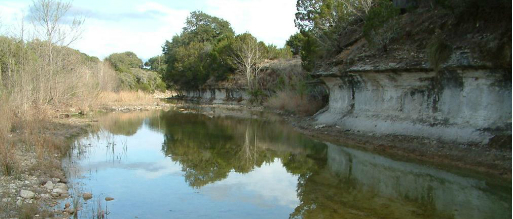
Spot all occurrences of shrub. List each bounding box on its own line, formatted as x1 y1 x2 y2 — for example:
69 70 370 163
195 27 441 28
247 89 266 105
363 0 400 47
300 31 321 72
427 32 453 71
105 52 143 73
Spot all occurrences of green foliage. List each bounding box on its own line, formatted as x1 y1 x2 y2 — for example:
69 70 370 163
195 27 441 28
266 44 293 60
105 51 143 73
295 0 351 32
163 11 236 90
300 31 321 72
106 52 166 93
144 55 166 74
294 0 358 71
286 33 305 55
182 11 235 44
363 0 400 45
426 32 453 71
247 89 266 104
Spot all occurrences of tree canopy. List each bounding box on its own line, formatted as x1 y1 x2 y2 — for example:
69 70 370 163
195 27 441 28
105 51 143 73
162 11 237 90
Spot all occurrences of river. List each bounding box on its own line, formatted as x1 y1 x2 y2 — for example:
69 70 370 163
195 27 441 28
61 107 511 219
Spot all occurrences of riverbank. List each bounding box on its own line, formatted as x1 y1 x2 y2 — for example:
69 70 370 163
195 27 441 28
0 91 173 218
158 102 512 181
0 100 509 218
283 113 511 181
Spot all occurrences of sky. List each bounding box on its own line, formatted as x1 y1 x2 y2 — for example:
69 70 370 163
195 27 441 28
0 0 298 60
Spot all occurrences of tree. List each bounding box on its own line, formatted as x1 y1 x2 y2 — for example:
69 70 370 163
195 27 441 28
286 33 305 55
163 11 236 90
144 55 166 73
182 11 234 44
105 52 143 73
29 0 84 104
342 0 375 17
30 0 84 47
231 33 265 90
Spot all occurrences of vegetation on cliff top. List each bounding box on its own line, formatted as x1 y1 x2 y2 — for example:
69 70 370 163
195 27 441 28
292 0 511 72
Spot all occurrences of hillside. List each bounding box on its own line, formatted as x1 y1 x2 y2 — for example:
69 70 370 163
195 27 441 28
313 1 511 75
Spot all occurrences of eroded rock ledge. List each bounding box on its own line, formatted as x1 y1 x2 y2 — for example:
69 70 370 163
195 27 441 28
315 67 511 144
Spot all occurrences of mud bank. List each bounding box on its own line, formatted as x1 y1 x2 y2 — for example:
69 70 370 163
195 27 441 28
315 69 511 145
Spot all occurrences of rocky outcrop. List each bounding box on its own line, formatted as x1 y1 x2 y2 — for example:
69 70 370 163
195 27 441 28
179 88 250 104
315 68 511 144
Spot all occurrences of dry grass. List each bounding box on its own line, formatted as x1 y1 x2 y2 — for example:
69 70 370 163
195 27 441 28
96 91 156 107
265 90 325 116
0 142 16 176
0 100 16 176
0 99 69 177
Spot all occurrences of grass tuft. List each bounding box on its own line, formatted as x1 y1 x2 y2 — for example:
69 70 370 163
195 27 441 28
265 90 325 116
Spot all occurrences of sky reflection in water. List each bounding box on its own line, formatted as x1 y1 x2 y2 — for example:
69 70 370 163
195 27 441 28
65 109 511 219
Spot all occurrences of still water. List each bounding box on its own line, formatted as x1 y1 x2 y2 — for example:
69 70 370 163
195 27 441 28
63 108 511 219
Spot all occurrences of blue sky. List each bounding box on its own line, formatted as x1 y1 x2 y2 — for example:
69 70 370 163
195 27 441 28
0 0 298 60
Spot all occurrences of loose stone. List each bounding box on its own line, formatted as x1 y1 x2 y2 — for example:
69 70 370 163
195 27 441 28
20 190 35 199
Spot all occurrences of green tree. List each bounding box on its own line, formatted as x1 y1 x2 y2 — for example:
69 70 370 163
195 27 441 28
163 11 236 90
182 11 235 44
286 33 305 55
144 55 166 73
105 51 143 73
300 31 321 72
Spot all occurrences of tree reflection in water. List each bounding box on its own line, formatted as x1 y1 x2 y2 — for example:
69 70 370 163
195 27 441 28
140 110 510 219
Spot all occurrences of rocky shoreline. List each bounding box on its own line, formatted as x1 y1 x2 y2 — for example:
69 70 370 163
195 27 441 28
0 102 173 218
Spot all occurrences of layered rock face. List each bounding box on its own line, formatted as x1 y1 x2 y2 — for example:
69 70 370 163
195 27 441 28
316 69 511 144
182 88 250 104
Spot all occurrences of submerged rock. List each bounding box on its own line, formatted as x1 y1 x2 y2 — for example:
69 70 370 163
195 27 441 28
83 193 92 200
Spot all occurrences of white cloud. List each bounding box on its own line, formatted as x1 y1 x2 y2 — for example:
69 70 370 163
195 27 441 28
0 0 298 60
201 159 300 208
76 2 189 60
0 1 30 36
204 0 298 47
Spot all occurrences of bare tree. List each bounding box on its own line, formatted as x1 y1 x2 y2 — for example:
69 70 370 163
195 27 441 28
29 0 84 104
232 33 265 90
30 0 84 47
342 0 374 18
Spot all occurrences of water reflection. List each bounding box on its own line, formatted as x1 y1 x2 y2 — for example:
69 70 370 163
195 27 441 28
66 109 511 219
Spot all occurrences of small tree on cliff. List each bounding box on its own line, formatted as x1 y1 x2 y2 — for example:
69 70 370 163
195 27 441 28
231 33 265 90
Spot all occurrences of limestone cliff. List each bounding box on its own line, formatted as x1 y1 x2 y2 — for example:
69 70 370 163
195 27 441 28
313 6 511 144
